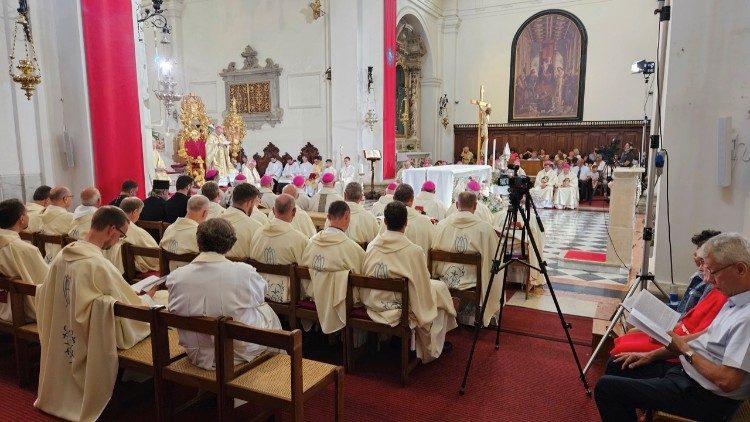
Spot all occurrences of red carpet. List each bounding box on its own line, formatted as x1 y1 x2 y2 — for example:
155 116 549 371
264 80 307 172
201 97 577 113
0 306 604 421
564 249 607 263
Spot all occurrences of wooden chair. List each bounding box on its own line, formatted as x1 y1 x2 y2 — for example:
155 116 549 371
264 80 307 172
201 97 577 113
121 243 161 284
293 266 318 327
221 321 344 421
34 233 67 259
18 231 35 244
0 277 15 336
345 274 417 386
7 278 40 387
357 242 368 251
153 310 236 421
159 250 198 276
112 302 184 421
135 220 168 242
246 259 298 330
428 249 483 324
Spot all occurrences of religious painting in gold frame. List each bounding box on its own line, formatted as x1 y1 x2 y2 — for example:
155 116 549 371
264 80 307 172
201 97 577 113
508 10 587 122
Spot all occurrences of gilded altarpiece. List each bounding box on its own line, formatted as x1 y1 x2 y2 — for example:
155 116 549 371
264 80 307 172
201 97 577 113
395 23 426 153
220 45 284 130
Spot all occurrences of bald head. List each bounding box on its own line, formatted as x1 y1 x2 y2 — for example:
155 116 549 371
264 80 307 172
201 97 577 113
273 194 296 222
282 184 298 199
49 186 72 209
457 191 477 213
80 187 101 207
186 194 210 223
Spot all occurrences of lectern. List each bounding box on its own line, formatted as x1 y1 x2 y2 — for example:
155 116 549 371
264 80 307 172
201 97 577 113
363 149 381 199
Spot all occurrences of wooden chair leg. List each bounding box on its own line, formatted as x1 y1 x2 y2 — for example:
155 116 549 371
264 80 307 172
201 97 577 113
401 332 409 387
344 326 354 373
14 338 32 387
334 367 344 422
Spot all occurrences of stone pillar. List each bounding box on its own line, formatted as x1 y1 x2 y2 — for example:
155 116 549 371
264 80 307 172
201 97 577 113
606 167 645 267
440 11 460 163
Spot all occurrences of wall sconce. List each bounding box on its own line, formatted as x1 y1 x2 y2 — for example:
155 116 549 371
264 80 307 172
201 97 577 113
8 0 41 100
309 0 325 20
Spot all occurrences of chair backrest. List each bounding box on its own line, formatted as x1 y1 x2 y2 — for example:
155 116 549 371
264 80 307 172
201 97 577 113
19 232 35 243
34 233 67 257
428 249 483 290
245 259 298 301
135 220 167 237
347 275 409 327
6 278 37 328
221 321 303 401
122 243 161 283
159 250 198 276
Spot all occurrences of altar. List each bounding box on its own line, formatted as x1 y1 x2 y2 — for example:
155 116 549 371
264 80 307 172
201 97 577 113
402 164 493 207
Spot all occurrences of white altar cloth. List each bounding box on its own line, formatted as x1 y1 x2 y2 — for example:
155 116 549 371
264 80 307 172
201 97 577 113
402 165 493 207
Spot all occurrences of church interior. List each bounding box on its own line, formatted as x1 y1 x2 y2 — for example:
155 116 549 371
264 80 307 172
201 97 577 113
1 0 750 420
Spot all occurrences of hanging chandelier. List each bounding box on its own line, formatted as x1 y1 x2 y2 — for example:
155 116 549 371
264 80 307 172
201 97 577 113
8 0 41 100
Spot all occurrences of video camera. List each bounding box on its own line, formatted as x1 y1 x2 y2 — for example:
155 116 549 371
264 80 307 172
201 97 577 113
596 138 621 166
507 164 532 208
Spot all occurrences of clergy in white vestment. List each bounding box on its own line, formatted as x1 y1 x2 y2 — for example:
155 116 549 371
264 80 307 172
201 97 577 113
159 195 209 271
200 181 225 219
153 149 170 181
68 187 101 240
299 155 313 179
259 175 278 209
445 180 494 225
35 207 153 422
380 184 435 254
395 159 413 184
362 201 457 363
301 200 365 333
220 183 264 259
222 173 246 208
278 156 300 192
0 199 49 322
167 218 281 369
279 184 317 238
39 186 74 263
105 197 160 274
264 157 283 192
249 194 309 303
239 156 262 187
553 163 579 210
340 182 379 244
205 125 233 179
339 156 357 185
307 172 344 213
23 185 51 234
530 160 557 209
250 203 270 226
291 175 311 211
370 182 397 218
414 180 448 221
433 192 502 326
321 159 336 179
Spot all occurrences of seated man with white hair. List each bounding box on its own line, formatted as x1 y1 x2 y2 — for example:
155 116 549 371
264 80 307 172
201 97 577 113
279 184 317 238
414 180 447 221
258 175 278 209
530 160 557 209
308 172 344 213
341 182 379 245
160 194 209 271
68 187 101 240
370 182 397 217
446 180 493 225
553 162 579 210
167 218 282 370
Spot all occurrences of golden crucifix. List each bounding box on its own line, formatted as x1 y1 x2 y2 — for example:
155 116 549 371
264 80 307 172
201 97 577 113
470 85 491 163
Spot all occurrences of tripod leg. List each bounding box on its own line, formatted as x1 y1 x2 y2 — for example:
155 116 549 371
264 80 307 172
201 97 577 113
494 213 518 349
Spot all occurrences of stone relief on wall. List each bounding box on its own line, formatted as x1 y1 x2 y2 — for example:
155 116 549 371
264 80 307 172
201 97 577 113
220 45 284 130
395 22 426 153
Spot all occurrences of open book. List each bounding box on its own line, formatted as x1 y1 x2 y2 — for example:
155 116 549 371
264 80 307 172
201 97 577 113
363 149 381 160
624 289 680 346
130 275 168 295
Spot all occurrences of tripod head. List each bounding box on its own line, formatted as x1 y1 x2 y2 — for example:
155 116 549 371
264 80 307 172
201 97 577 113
506 164 532 211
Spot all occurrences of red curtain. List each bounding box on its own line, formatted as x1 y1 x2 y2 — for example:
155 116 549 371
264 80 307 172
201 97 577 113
382 0 397 179
81 0 145 202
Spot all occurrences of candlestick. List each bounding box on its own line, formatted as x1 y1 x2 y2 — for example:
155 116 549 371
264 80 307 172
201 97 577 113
492 139 497 169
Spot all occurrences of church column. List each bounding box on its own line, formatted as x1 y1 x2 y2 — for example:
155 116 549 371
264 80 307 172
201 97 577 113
440 10 460 162
81 0 145 201
382 0 396 179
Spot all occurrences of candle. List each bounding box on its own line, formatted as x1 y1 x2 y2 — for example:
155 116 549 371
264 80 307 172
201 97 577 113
359 163 364 174
492 139 497 169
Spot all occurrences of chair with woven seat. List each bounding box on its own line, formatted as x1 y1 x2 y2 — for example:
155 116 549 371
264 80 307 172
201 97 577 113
7 278 40 387
246 259 298 330
159 250 198 276
121 243 161 284
344 274 416 386
428 249 483 324
220 321 344 421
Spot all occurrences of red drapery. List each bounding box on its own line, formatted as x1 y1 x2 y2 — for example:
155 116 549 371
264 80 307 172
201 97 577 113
382 0 397 179
81 0 145 202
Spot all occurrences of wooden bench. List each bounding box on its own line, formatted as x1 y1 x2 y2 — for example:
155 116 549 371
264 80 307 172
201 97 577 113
428 249 483 324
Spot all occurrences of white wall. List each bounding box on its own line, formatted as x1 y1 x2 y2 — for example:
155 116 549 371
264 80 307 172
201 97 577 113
653 0 750 286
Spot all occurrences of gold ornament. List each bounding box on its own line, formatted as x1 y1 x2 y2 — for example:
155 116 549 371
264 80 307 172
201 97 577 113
222 98 247 165
8 12 41 100
175 94 212 185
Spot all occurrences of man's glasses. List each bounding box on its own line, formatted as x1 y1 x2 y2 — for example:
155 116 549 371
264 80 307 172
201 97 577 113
704 263 736 277
114 226 127 240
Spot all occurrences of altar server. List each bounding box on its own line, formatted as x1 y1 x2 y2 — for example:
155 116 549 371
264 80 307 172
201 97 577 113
264 157 283 193
0 199 48 322
259 175 277 209
40 186 74 263
23 185 51 234
278 156 300 193
530 160 557 208
414 180 447 221
35 207 152 422
340 156 357 185
160 195 209 271
249 194 309 303
68 187 101 240
370 182 397 217
553 163 579 210
301 200 364 333
308 172 344 213
433 192 502 326
362 201 457 363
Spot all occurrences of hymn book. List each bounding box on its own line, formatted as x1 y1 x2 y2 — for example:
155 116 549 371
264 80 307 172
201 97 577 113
623 290 680 346
130 275 168 294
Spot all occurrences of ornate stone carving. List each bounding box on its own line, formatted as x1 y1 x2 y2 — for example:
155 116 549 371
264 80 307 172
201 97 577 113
396 23 426 153
220 45 283 130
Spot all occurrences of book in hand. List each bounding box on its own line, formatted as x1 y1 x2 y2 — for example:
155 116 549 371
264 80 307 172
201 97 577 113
130 275 168 295
624 289 681 346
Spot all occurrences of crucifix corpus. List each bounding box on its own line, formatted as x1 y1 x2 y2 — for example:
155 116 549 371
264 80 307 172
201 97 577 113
470 85 491 164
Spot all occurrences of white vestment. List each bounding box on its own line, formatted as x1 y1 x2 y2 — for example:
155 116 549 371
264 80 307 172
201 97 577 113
301 228 365 333
446 200 493 225
153 149 170 181
379 206 435 256
414 191 448 221
265 160 283 181
159 217 199 271
295 188 311 211
167 252 281 369
68 205 98 240
554 171 579 209
299 162 313 178
307 186 344 213
530 169 557 208
250 206 269 226
279 162 300 184
249 220 309 303
0 228 48 322
240 165 262 187
40 204 74 263
206 201 225 220
23 202 46 233
370 194 393 217
259 187 277 209
221 206 264 259
35 240 150 422
362 231 457 363
340 164 356 185
104 221 160 274
433 212 502 326
205 133 233 179
344 201 380 244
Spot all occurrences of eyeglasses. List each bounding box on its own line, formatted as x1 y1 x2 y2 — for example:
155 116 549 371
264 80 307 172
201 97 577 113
114 226 127 240
704 263 736 277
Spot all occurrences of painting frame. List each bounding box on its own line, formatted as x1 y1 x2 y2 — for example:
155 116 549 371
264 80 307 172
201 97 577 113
508 9 588 123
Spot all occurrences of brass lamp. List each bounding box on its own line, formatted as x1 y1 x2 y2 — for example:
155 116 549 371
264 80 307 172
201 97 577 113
8 1 41 100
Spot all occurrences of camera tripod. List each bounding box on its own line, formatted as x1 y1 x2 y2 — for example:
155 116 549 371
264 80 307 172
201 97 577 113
459 181 592 395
